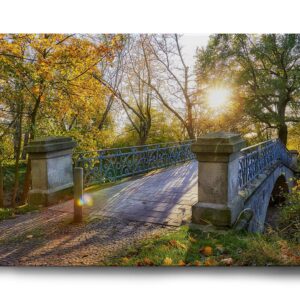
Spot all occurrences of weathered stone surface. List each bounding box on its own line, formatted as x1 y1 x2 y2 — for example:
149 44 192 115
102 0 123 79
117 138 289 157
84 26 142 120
29 187 73 206
243 163 294 232
191 132 245 227
233 208 254 231
25 136 77 154
192 203 232 226
191 132 246 161
26 136 77 206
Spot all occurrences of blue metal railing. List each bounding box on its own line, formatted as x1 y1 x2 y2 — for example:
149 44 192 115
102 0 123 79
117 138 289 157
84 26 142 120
74 140 195 185
238 139 292 189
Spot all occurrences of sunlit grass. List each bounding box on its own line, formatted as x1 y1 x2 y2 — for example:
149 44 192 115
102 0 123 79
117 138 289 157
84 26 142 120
101 226 300 266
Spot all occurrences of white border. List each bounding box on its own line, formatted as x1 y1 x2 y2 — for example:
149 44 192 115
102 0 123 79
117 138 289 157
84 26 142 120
1 0 300 299
0 0 300 33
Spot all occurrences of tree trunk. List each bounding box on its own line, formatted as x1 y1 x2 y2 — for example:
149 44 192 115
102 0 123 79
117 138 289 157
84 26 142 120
21 97 40 204
138 135 147 146
21 132 30 159
11 105 23 211
186 101 195 140
0 162 4 208
186 125 195 140
278 123 288 145
21 160 31 204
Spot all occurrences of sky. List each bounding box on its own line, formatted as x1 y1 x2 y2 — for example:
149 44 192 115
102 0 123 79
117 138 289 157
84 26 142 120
181 34 210 67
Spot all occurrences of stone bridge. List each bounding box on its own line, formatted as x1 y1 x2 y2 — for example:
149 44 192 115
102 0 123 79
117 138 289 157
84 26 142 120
191 132 298 232
25 132 299 232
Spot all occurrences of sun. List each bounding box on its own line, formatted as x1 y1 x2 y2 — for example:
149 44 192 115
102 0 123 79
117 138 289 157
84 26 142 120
207 87 231 111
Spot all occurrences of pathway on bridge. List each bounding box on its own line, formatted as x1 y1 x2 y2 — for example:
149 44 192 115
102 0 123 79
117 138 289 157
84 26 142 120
0 162 198 265
50 161 198 226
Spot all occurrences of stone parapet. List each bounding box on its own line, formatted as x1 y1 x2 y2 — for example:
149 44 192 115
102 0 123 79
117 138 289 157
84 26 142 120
25 136 77 206
191 132 246 227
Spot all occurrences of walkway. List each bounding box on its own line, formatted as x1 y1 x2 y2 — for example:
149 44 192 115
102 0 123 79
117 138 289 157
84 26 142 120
51 161 198 226
0 161 197 266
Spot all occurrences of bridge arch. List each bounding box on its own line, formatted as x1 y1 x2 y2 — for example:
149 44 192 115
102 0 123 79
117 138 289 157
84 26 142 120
191 132 298 232
244 165 295 232
270 174 290 206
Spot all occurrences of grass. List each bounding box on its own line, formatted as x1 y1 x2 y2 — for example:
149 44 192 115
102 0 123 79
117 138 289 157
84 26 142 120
277 179 300 242
102 226 300 266
0 203 41 221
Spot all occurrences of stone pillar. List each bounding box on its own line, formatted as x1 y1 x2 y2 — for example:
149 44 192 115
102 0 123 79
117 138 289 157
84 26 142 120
25 137 77 206
191 132 246 227
289 150 299 171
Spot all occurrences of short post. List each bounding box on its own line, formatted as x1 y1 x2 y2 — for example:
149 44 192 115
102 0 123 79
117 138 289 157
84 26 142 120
191 132 246 227
73 167 83 223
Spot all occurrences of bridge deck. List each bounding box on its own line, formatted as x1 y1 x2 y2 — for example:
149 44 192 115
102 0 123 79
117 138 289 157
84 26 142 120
50 161 198 226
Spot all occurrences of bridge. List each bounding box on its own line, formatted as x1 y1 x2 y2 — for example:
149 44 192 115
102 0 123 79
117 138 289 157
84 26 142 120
25 132 299 232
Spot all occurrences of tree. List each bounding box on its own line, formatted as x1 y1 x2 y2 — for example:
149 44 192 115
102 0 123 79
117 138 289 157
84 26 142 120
196 34 300 145
93 35 154 145
0 34 122 204
137 34 199 139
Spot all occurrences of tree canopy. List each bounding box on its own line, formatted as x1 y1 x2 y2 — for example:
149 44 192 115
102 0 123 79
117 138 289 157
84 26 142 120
196 34 300 144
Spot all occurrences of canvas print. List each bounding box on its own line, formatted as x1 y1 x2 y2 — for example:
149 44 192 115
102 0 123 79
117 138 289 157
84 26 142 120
0 34 299 267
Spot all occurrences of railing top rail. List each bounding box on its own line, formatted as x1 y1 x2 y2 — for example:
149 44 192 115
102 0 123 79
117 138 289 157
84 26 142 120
73 138 196 185
238 138 293 190
74 139 195 155
240 139 276 153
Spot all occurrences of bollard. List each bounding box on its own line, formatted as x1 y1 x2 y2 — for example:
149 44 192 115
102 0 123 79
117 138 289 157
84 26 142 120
73 167 83 223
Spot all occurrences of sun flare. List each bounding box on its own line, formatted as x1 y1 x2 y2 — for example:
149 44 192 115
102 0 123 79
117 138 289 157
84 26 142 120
207 87 231 110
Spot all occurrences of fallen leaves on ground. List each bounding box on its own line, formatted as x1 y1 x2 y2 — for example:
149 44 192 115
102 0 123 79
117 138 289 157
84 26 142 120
178 260 186 266
199 246 213 256
193 260 202 266
220 257 233 266
169 239 187 250
143 258 154 266
188 235 197 243
122 257 129 264
204 257 217 266
163 257 173 265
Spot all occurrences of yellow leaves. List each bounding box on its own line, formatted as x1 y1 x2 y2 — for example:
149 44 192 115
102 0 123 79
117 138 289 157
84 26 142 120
122 257 129 264
163 257 173 266
193 260 202 266
188 235 197 243
168 239 187 250
204 258 217 266
143 258 154 266
178 260 186 266
199 246 213 256
136 257 155 266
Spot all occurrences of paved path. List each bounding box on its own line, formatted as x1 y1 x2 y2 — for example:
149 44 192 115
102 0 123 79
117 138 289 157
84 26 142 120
0 210 169 266
50 161 198 226
0 161 197 266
